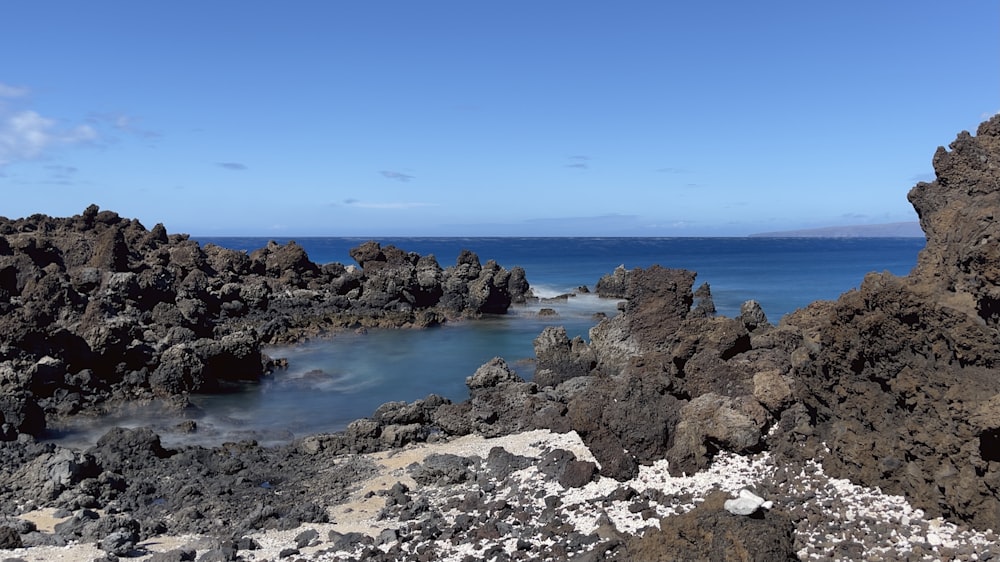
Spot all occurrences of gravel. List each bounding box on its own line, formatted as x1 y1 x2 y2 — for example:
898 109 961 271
1 430 995 561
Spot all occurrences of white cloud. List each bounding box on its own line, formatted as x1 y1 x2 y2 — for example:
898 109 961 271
0 83 29 98
0 110 97 167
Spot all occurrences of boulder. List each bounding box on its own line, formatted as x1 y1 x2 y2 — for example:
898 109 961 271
626 491 797 561
466 357 523 389
665 393 769 476
532 326 596 388
0 525 23 549
739 299 770 331
724 489 774 516
0 209 529 438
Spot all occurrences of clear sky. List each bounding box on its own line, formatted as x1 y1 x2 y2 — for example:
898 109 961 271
0 2 997 236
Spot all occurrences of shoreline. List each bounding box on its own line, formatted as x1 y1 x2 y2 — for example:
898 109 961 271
3 116 1000 559
3 429 994 561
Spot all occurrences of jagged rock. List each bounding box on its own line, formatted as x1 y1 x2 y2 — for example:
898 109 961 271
484 446 533 480
771 115 1000 530
89 427 173 472
0 390 45 439
752 370 793 413
533 326 596 388
626 491 796 561
595 264 629 298
0 525 23 549
666 393 769 476
739 299 770 331
466 357 523 389
0 210 527 439
691 281 716 317
621 266 697 353
409 454 478 486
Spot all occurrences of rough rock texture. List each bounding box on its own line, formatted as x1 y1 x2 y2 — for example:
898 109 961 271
0 426 380 540
627 491 797 561
513 265 790 480
0 211 529 439
3 117 1000 559
447 115 1000 533
772 115 1000 530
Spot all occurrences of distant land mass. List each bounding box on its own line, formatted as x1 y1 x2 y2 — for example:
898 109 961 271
749 221 924 238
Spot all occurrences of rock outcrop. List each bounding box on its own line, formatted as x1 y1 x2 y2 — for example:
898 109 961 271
424 115 1000 533
550 115 1000 530
627 491 797 561
3 116 1000 559
773 115 1000 530
0 211 529 439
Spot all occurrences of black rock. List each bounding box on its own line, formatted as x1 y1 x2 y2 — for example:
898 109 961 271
0 525 22 549
294 528 319 548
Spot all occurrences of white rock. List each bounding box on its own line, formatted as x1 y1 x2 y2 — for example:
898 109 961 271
724 488 769 516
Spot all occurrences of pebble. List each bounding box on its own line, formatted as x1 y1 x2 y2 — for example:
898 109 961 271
12 433 1000 562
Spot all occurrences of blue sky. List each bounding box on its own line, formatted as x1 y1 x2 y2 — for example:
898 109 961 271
0 2 997 236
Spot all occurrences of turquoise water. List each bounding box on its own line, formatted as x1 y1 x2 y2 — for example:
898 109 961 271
53 237 926 446
188 295 619 444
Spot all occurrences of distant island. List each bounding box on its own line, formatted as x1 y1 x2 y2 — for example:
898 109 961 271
749 221 924 238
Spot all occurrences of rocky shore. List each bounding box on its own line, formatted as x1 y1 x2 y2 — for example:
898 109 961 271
0 213 530 438
3 115 1000 560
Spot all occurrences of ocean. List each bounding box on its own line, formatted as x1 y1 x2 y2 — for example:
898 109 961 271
52 237 927 446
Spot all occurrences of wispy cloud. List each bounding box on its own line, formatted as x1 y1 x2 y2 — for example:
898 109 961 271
217 162 248 171
89 112 161 140
41 164 80 185
341 198 436 209
840 212 869 221
523 213 638 226
0 83 29 99
0 82 99 168
656 167 691 174
0 110 97 167
380 170 415 182
566 155 591 169
45 164 78 177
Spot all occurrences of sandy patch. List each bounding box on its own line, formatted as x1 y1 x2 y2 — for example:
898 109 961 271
0 429 594 561
327 429 594 536
17 507 68 534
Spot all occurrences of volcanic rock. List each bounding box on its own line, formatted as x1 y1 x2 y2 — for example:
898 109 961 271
626 491 797 561
771 115 1000 530
0 213 528 439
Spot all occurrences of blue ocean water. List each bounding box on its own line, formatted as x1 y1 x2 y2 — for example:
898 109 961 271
196 236 925 318
50 237 926 446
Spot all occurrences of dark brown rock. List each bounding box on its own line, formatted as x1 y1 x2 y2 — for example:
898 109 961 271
0 209 528 439
595 265 629 298
0 525 23 549
533 326 596 387
622 266 697 353
625 491 797 561
773 115 1000 530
